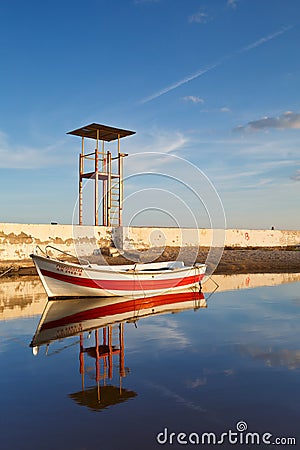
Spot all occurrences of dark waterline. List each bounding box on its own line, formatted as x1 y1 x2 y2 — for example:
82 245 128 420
0 277 299 449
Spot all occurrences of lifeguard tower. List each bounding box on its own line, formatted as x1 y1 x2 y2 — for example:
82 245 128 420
67 123 135 226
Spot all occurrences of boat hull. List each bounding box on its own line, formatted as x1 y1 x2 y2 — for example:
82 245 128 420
31 254 206 299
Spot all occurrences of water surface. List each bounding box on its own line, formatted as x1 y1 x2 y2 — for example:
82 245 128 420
0 274 299 449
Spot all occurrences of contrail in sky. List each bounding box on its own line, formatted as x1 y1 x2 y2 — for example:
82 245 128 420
140 61 223 104
238 25 293 53
140 25 293 104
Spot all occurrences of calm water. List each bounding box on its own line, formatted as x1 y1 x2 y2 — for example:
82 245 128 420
1 274 300 449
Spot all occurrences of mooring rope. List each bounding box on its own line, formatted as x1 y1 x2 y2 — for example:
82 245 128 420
0 266 14 278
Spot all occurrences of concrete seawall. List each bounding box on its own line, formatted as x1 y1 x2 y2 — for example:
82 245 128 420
0 223 300 262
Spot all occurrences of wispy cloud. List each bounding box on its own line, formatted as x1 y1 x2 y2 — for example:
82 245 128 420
123 129 189 175
140 25 293 104
290 169 300 181
199 136 300 191
182 95 204 104
147 381 206 412
227 0 238 9
132 128 188 154
126 317 192 350
237 345 300 370
189 11 209 24
234 111 300 132
0 130 67 169
235 139 299 158
220 106 231 113
186 377 207 388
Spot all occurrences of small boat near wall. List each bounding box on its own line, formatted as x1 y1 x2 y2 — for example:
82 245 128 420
30 246 206 299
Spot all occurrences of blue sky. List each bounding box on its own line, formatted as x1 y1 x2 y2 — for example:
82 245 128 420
0 0 299 229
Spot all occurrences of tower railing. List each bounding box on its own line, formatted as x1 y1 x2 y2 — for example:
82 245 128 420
68 123 135 226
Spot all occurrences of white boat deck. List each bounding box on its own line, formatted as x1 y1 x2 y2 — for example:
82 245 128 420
88 261 186 272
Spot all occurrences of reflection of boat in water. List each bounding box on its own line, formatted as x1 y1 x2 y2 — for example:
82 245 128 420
30 288 206 348
30 288 206 411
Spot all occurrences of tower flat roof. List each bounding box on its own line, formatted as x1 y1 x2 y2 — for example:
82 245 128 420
67 123 136 142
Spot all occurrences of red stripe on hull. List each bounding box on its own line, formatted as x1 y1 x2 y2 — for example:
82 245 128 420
40 269 203 291
41 291 205 331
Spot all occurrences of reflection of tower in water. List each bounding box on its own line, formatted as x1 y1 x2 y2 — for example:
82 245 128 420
71 324 137 411
31 290 207 410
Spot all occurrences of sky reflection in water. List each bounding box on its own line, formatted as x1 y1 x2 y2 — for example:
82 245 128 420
0 275 299 449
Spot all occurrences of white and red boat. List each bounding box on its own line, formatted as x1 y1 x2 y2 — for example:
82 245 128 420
30 247 206 299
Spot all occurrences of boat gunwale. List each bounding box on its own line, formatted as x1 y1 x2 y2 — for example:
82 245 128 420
30 253 206 276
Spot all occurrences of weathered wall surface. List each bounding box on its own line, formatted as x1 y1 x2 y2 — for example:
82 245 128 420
225 229 300 247
0 223 300 261
122 227 300 249
0 223 111 261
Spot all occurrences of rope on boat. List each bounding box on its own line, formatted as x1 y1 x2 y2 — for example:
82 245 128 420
204 276 219 301
193 264 204 295
195 265 201 291
209 276 219 289
0 266 14 278
133 264 146 319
